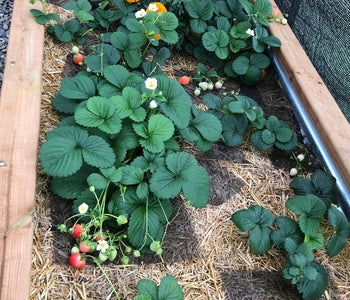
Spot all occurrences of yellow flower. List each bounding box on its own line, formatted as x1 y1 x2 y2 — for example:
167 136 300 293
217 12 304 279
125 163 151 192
126 0 139 3
146 2 167 13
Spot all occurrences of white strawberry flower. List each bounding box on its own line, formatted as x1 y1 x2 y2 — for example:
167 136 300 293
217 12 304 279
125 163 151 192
145 77 158 90
246 28 255 36
135 9 147 18
97 240 109 253
148 3 158 12
78 203 89 214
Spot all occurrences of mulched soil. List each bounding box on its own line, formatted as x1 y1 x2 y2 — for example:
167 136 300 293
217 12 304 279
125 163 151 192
30 2 349 299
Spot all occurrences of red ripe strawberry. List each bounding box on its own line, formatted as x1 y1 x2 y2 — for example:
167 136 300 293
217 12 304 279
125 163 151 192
79 241 91 253
73 53 84 65
69 253 86 269
262 69 266 79
72 224 84 238
178 76 190 85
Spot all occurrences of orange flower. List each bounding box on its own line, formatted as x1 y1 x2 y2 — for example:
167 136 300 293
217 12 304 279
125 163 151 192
126 0 139 3
146 2 167 13
155 34 161 40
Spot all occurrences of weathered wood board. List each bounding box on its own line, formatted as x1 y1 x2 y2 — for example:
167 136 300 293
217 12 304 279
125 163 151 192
0 0 44 299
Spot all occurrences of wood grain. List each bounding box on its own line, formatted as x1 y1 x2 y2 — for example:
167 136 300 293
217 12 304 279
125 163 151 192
268 0 350 191
0 0 44 299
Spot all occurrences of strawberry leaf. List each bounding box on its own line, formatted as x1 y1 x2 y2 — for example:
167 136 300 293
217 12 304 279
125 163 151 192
50 164 96 199
121 165 144 185
158 275 184 300
40 126 115 177
286 195 326 235
149 152 210 208
60 75 96 100
304 233 325 250
75 96 122 134
111 87 146 122
136 279 158 300
326 206 350 256
290 170 337 208
221 114 248 147
296 262 328 300
133 114 175 153
271 216 304 248
231 205 274 254
128 206 164 251
249 225 273 254
157 76 192 129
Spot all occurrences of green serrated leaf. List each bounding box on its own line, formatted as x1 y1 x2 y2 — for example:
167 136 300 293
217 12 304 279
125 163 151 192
271 216 304 248
304 233 325 250
134 114 175 153
136 279 158 300
149 152 209 207
60 75 96 100
121 165 144 185
249 226 273 254
157 76 192 129
158 275 184 300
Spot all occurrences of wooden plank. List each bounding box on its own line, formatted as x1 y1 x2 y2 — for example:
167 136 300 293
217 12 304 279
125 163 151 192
268 0 350 191
0 0 44 299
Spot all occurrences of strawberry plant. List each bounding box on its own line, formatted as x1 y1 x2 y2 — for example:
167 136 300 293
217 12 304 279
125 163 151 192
231 170 350 299
180 0 281 84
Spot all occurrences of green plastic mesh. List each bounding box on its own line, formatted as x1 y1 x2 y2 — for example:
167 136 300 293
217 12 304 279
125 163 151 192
274 0 350 122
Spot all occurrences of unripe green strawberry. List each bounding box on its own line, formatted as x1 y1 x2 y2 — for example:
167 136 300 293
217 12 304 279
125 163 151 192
121 256 130 265
133 250 141 258
150 241 161 252
194 88 201 96
198 81 208 91
99 252 108 262
117 215 128 225
125 246 132 254
107 248 118 261
57 224 67 233
156 248 163 256
71 246 80 254
207 82 214 90
72 45 80 54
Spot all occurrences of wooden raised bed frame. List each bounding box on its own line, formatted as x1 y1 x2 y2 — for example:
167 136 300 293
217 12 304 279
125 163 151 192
0 0 349 298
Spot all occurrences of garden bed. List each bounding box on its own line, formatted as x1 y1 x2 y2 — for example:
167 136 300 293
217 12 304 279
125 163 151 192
1 1 350 299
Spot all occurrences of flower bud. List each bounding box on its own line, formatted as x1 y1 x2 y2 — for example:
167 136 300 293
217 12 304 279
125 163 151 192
149 100 158 109
117 215 128 225
297 154 305 161
289 168 298 176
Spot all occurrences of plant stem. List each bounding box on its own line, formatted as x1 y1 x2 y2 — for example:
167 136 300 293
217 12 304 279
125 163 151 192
92 257 121 300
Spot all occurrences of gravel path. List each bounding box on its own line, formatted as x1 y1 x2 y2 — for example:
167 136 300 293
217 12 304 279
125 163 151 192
0 0 13 94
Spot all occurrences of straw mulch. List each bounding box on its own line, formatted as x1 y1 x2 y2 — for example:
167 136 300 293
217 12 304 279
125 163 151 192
31 4 350 300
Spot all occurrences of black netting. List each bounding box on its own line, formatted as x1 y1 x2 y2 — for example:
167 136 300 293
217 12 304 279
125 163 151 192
275 0 350 122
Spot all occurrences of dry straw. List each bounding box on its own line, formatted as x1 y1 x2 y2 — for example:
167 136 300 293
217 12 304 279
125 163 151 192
31 4 349 299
